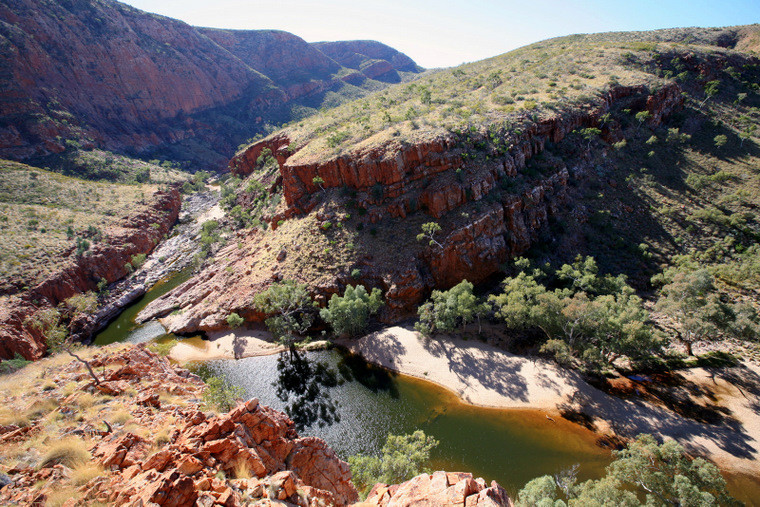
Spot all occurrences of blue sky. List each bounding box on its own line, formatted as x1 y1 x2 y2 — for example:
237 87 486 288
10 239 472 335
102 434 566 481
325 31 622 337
121 0 760 68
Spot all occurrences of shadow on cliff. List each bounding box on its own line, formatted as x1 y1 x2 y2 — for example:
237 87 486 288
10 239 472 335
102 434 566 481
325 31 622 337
547 100 757 287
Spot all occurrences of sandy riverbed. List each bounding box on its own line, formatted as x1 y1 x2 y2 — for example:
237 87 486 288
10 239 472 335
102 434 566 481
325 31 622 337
337 325 760 477
169 327 329 362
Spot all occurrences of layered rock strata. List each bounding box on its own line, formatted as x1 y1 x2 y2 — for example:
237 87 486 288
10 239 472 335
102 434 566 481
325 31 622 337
139 84 682 333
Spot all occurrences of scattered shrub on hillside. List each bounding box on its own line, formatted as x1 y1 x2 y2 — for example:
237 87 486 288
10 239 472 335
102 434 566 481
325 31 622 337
416 222 442 248
0 354 31 374
130 253 146 270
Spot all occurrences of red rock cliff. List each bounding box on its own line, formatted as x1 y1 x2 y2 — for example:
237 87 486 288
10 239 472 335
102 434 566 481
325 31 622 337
140 83 682 333
0 0 423 164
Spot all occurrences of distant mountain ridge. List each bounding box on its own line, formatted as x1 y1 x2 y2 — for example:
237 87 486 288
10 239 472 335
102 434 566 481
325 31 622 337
0 0 422 167
312 40 424 82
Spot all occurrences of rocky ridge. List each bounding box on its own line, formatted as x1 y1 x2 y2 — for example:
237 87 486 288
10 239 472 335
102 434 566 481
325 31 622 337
139 83 683 333
311 40 423 83
0 345 512 506
0 187 181 360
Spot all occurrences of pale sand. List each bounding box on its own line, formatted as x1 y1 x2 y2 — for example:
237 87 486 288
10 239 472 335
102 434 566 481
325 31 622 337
169 327 329 362
338 326 760 477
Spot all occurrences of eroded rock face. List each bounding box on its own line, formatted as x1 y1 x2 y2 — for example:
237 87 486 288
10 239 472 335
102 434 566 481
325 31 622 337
236 84 680 220
362 471 513 507
148 83 683 333
0 188 181 360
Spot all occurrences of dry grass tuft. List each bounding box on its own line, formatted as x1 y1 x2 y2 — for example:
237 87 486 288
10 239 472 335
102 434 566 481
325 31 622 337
44 486 81 507
70 462 105 486
38 437 90 469
232 458 252 479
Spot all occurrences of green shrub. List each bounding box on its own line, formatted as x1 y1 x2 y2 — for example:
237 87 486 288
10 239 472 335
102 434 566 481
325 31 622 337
202 376 244 412
320 286 383 337
227 312 244 329
349 431 438 496
130 253 146 270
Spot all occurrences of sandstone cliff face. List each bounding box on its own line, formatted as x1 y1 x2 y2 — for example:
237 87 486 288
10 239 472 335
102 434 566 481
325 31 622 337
0 188 181 360
140 83 683 333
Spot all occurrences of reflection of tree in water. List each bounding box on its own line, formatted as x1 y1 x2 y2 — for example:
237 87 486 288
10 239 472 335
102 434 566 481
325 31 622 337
274 349 341 431
338 352 399 397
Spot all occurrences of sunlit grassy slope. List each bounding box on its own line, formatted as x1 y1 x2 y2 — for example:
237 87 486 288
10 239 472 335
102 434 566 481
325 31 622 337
0 159 162 294
269 25 759 164
232 25 760 297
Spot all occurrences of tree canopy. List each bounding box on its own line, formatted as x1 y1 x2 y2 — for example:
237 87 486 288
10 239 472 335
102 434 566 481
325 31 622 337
349 430 439 495
253 280 315 351
415 280 487 337
518 434 738 506
320 285 383 337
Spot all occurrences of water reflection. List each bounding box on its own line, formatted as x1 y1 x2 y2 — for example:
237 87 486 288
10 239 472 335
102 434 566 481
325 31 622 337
338 351 399 396
274 349 340 431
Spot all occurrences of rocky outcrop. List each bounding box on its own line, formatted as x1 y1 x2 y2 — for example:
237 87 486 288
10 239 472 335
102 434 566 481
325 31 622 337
362 471 513 506
85 398 358 506
0 345 359 506
234 84 681 220
0 188 181 360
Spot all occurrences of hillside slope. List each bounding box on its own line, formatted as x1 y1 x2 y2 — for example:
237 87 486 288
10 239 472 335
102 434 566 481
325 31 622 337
0 0 422 167
140 25 760 335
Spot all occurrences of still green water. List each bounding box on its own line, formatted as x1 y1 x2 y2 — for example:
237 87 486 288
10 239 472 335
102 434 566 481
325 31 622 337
195 350 611 498
93 270 760 503
93 267 193 346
